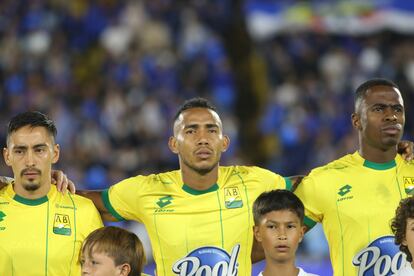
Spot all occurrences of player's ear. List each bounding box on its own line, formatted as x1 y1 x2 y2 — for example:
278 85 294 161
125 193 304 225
298 225 305 243
351 112 362 131
221 135 230 153
52 144 60 164
3 148 11 167
402 238 407 246
168 136 179 154
253 225 262 242
118 263 131 276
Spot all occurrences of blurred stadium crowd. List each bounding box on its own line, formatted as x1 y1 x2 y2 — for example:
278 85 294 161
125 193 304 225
1 0 414 273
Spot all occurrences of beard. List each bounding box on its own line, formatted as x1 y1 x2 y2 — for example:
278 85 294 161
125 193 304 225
183 159 219 176
22 182 41 191
20 168 42 191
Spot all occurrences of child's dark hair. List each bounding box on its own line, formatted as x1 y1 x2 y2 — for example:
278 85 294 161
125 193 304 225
391 197 414 262
253 189 304 225
173 97 217 122
81 226 146 276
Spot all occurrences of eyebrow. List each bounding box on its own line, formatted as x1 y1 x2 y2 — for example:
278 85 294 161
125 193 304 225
12 143 48 149
184 123 220 129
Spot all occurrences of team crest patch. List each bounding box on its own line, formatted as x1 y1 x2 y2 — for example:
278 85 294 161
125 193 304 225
53 214 71 236
224 187 243 209
404 177 414 195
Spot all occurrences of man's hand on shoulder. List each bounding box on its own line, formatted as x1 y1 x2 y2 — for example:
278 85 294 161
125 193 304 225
51 170 76 194
398 140 414 162
0 176 13 190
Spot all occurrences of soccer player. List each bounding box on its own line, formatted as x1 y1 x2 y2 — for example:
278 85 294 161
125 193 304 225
0 111 103 276
80 226 146 276
294 78 414 275
0 246 13 275
391 197 414 275
76 98 292 275
253 189 318 276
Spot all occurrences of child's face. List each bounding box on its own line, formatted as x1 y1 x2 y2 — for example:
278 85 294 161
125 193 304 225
403 217 414 261
80 247 128 276
253 210 305 263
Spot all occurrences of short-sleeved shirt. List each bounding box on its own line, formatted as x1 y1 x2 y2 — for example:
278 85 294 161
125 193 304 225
103 166 289 276
0 184 103 276
295 152 414 276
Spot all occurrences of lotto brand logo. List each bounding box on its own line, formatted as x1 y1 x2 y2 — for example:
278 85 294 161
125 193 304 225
352 235 406 275
173 244 240 276
338 184 352 196
0 211 5 222
156 196 173 208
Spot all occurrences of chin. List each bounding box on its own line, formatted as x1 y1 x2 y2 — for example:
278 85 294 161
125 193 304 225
23 183 40 192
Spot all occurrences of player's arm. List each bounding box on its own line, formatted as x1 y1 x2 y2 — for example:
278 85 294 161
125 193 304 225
287 175 305 192
76 190 117 222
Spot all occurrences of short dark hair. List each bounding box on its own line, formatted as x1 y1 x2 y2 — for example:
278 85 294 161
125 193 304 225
391 197 414 262
354 78 399 108
7 111 57 143
173 97 217 122
253 189 304 225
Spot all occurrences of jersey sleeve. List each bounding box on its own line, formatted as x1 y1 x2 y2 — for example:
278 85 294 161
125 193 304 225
102 175 146 222
261 168 290 191
294 175 322 229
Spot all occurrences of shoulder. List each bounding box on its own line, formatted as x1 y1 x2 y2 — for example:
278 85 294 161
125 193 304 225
225 165 281 178
114 170 181 187
307 154 354 178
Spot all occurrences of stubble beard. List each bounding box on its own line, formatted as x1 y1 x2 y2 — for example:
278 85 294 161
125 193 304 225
183 159 219 176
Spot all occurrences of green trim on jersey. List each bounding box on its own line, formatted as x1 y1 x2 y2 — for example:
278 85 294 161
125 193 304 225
182 183 219 195
363 159 396 170
284 177 292 191
303 216 317 229
102 189 125 221
14 194 48 206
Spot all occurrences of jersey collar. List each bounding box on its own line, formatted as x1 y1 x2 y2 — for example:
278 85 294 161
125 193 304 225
9 183 56 206
182 183 219 195
354 151 397 170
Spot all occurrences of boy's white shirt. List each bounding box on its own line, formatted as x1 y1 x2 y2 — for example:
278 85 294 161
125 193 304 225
396 263 414 276
257 267 319 276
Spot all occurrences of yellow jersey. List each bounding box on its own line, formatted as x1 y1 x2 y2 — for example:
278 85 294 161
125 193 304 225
295 152 414 276
0 184 103 276
103 166 289 276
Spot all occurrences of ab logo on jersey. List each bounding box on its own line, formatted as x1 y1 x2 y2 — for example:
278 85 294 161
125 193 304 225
53 214 71 236
224 187 243 209
352 235 406 275
173 244 240 276
403 177 414 195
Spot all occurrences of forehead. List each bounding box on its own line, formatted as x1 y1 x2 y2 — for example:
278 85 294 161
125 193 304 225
8 126 52 145
363 85 404 105
174 108 222 129
261 210 300 223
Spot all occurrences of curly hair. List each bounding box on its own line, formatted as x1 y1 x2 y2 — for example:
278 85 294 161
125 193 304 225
391 197 414 262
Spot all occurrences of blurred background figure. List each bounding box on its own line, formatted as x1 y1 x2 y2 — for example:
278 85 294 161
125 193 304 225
1 0 414 275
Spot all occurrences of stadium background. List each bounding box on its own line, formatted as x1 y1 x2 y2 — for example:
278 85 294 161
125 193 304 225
1 0 414 275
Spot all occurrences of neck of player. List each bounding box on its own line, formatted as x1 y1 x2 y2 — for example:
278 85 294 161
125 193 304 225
13 180 51 199
359 141 398 163
262 259 299 276
181 165 219 191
